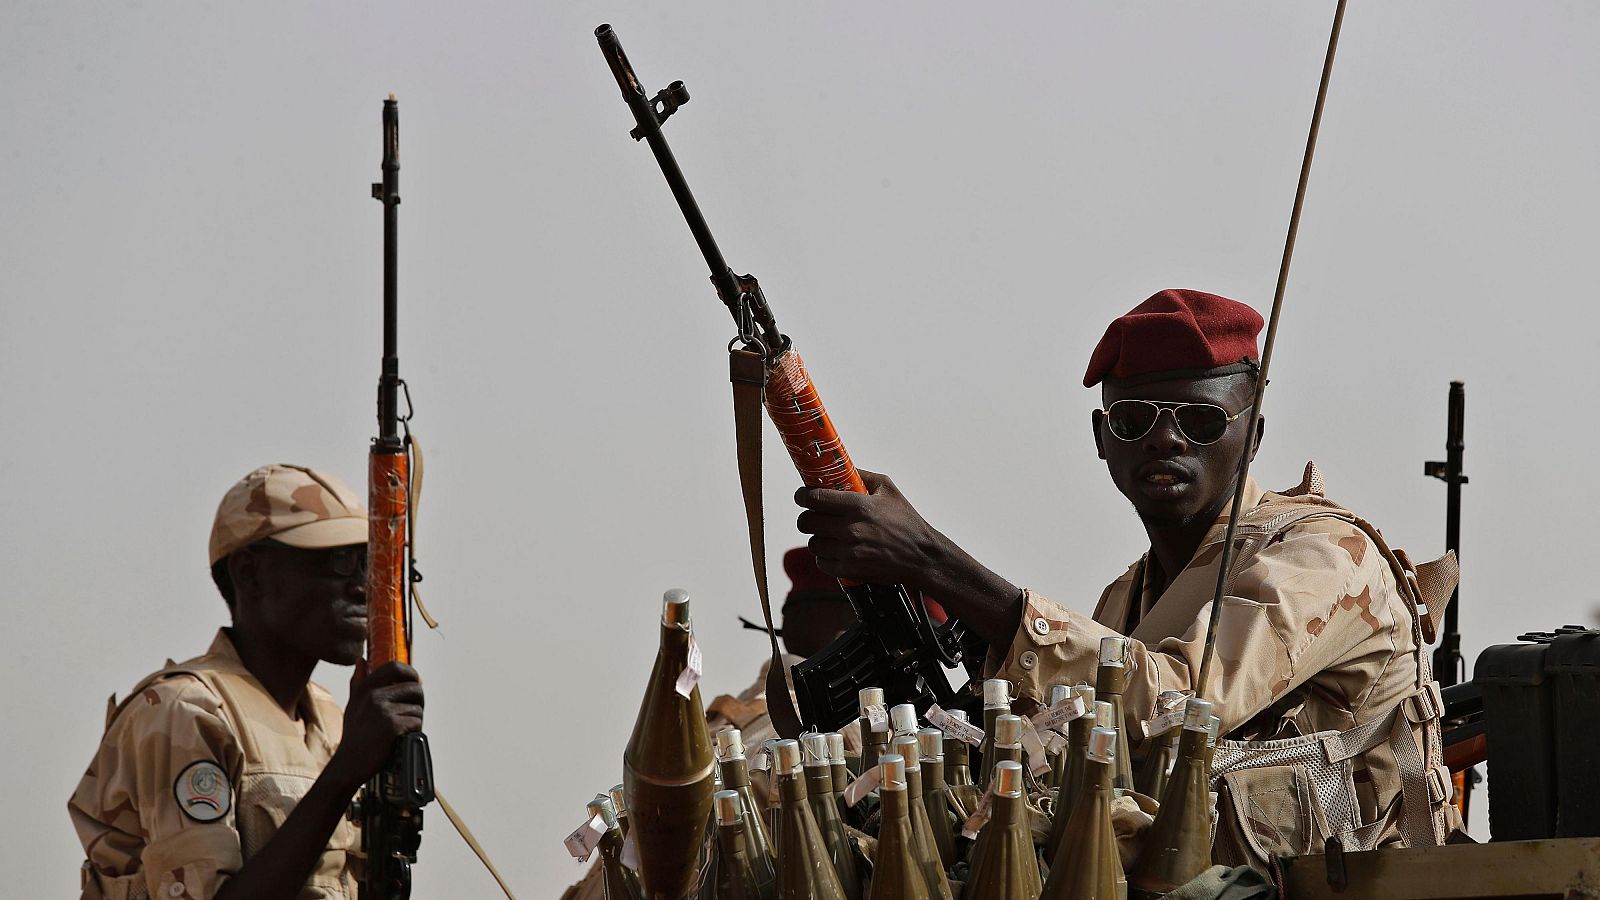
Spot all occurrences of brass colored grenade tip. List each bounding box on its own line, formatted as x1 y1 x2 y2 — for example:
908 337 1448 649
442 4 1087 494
995 714 1023 746
1184 697 1214 730
609 784 627 816
714 788 743 826
589 794 619 829
993 759 1024 798
1074 683 1097 704
662 588 691 625
946 708 970 724
917 728 943 761
879 753 907 790
1207 714 1222 746
892 734 921 769
1088 726 1117 763
826 732 846 764
859 686 885 712
1050 683 1073 705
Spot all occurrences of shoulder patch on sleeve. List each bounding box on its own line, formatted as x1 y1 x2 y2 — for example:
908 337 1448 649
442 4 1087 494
174 760 232 822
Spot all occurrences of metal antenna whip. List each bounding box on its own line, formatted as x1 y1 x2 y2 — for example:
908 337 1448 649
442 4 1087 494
1195 0 1350 698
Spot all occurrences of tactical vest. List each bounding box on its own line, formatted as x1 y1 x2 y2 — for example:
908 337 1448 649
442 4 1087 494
1205 495 1458 871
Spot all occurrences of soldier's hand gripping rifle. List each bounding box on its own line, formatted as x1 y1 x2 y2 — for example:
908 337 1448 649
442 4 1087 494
596 24 968 736
359 94 436 900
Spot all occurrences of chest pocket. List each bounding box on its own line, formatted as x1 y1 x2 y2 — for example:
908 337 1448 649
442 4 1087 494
236 769 359 898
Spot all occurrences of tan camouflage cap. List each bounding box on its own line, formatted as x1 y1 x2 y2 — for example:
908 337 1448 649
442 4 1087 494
208 464 368 565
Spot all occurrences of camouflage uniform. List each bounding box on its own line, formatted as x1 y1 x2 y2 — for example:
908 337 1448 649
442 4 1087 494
987 463 1458 851
69 630 360 899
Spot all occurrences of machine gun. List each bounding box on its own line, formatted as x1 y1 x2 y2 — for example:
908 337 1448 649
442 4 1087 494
1425 381 1476 817
595 25 969 734
357 94 436 899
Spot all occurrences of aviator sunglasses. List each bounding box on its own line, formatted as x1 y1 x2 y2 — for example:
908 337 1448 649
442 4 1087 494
1098 399 1252 445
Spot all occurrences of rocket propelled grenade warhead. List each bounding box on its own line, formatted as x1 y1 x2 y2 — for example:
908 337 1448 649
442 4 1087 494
590 794 643 900
869 754 932 900
1094 636 1135 792
773 739 848 899
711 789 764 900
1128 698 1217 898
805 733 862 899
714 727 776 888
1042 727 1121 900
917 726 958 866
893 735 953 897
624 589 716 900
1048 684 1098 864
980 679 1015 790
963 760 1043 899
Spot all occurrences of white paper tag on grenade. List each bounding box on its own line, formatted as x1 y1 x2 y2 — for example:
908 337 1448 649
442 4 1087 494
749 746 772 773
1030 695 1087 733
675 636 703 699
844 766 882 808
926 705 984 747
563 813 606 862
864 703 890 732
1045 731 1068 755
960 789 995 839
1142 708 1187 740
1018 718 1053 777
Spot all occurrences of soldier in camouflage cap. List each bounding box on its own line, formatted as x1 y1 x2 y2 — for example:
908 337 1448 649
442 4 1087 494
795 289 1461 863
69 464 425 899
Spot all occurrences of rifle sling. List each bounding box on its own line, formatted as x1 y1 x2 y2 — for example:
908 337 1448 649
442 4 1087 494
730 348 803 739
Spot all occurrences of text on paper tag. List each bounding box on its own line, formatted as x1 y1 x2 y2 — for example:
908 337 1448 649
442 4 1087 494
1030 695 1087 733
926 705 984 747
563 813 606 862
1142 707 1187 740
864 702 889 732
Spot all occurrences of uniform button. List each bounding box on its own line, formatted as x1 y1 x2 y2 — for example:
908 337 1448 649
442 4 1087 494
1020 651 1038 670
1032 617 1050 636
168 884 186 898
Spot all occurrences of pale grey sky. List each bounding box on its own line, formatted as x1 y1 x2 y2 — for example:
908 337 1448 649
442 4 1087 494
3 1 1596 894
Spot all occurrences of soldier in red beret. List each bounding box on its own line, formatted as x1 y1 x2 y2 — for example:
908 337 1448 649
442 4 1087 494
795 289 1461 860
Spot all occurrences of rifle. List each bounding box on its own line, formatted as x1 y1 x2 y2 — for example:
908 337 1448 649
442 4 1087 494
1425 381 1467 686
1425 380 1475 816
595 24 968 735
358 94 436 899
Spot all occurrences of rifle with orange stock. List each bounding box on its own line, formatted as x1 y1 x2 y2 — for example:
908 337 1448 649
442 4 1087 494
358 94 435 900
596 24 969 736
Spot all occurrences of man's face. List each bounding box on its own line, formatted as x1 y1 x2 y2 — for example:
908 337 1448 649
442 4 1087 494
1094 373 1260 530
235 541 369 666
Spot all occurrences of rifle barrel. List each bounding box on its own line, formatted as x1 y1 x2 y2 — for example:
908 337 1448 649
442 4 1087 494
376 95 402 448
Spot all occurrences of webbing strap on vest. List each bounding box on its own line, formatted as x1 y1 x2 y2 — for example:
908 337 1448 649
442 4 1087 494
731 348 802 739
1223 500 1452 847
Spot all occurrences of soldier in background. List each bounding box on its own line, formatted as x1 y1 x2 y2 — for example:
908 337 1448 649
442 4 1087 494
796 289 1460 856
705 546 859 751
69 464 424 899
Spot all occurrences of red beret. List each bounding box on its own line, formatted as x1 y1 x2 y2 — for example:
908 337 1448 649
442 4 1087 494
784 546 837 597
1083 289 1263 388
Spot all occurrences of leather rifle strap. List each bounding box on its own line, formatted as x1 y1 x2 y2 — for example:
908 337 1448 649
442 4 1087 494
730 348 803 739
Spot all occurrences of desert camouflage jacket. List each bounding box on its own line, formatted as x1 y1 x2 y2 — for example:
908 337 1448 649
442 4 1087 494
988 462 1455 845
69 630 359 899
